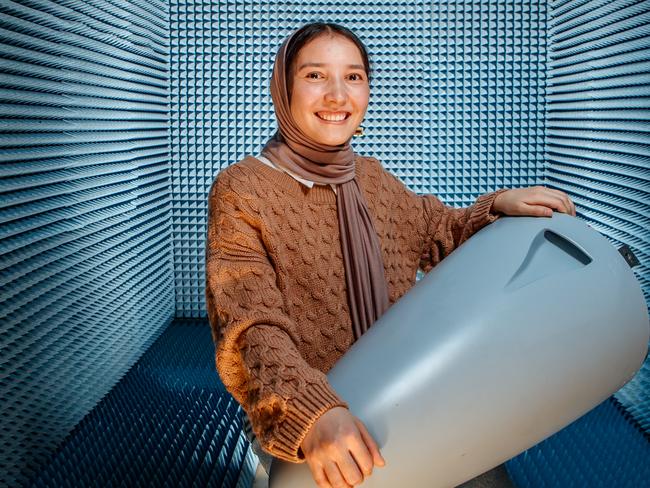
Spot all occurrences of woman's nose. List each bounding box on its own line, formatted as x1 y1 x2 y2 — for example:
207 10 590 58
324 77 347 104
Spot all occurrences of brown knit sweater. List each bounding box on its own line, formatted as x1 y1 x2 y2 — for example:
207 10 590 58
205 155 506 463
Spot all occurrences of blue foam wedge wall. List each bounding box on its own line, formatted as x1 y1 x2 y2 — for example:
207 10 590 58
505 1 650 486
544 0 650 437
0 0 174 485
169 0 549 317
543 0 650 303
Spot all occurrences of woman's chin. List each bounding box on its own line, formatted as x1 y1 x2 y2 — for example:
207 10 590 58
315 133 354 146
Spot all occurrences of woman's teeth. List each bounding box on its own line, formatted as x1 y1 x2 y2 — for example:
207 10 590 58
317 112 349 121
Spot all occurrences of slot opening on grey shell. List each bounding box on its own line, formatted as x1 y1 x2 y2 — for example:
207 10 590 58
505 228 593 291
544 229 592 266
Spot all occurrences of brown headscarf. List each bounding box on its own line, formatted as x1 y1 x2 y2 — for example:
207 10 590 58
260 31 389 341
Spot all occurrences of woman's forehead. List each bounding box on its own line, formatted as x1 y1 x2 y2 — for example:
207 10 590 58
294 35 363 66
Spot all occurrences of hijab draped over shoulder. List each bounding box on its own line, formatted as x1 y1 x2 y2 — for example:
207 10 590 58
260 31 389 341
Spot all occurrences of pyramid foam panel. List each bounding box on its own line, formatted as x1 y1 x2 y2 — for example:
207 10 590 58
28 320 254 488
506 397 650 488
168 0 548 318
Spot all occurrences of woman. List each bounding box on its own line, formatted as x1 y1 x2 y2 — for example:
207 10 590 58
205 22 575 488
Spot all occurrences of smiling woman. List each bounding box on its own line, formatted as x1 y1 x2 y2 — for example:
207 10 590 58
205 21 576 488
287 36 369 146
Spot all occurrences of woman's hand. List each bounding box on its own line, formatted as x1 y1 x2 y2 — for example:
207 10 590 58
492 186 576 217
300 406 386 488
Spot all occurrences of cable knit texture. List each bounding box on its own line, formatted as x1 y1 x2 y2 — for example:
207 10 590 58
205 155 507 463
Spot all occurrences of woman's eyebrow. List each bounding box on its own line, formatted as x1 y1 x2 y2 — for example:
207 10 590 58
298 62 364 70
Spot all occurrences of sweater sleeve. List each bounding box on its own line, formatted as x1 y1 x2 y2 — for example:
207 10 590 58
369 157 507 273
418 188 508 273
204 172 349 464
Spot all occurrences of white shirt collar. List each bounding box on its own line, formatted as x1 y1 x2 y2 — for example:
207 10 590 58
256 155 337 194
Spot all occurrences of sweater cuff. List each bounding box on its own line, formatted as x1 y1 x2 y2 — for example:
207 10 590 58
470 188 508 228
272 380 349 463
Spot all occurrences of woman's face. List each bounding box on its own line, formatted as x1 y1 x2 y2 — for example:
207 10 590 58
289 34 369 146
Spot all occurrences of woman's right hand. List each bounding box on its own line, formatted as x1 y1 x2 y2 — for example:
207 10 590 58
300 406 386 487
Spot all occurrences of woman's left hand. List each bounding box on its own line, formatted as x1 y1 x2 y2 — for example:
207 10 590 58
492 186 576 217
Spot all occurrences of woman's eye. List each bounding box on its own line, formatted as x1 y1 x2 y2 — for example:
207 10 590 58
304 72 364 81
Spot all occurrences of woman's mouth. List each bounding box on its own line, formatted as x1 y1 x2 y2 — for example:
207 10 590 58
315 111 351 124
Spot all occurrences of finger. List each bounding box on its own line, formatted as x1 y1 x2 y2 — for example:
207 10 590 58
524 192 565 215
307 460 332 488
348 438 374 479
565 193 576 217
323 461 351 488
546 188 574 215
539 192 567 213
522 203 553 217
336 450 365 486
354 418 386 467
